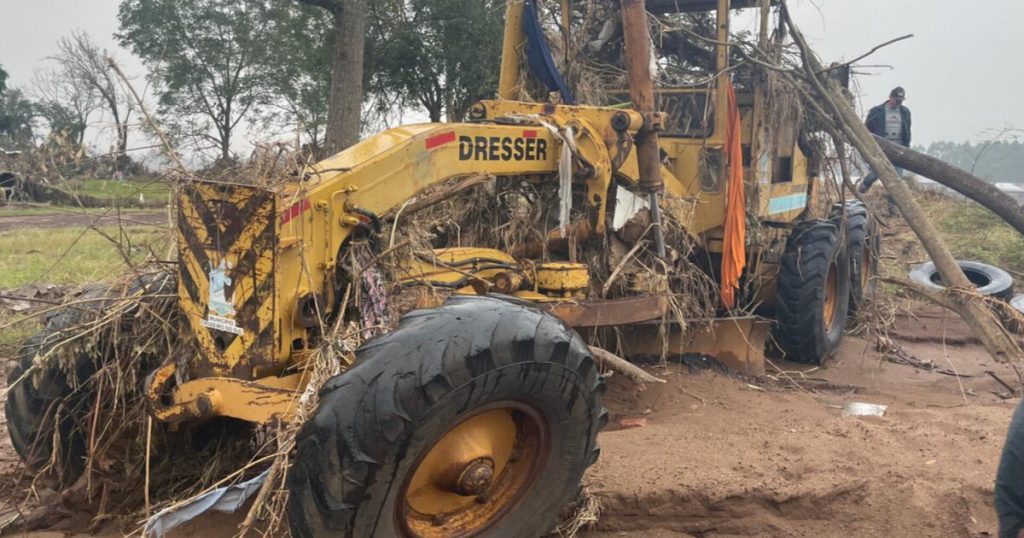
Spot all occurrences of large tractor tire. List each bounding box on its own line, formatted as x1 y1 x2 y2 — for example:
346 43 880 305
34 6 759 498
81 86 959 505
287 295 606 538
835 201 879 312
5 272 172 486
774 221 851 365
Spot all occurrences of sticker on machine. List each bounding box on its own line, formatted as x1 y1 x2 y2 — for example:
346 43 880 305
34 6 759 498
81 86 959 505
201 314 244 336
201 259 244 335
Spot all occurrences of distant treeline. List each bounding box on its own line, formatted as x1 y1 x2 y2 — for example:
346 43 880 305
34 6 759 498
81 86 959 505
917 139 1024 184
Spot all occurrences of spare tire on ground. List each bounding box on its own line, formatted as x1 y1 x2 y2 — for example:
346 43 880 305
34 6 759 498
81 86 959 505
1013 295 1024 314
908 260 1014 301
1009 295 1024 334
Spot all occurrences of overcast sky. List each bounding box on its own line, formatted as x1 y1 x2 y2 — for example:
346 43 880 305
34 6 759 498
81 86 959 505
1 0 1022 150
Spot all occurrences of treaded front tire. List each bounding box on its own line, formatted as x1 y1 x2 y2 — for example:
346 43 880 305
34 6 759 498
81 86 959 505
774 220 851 365
287 294 606 538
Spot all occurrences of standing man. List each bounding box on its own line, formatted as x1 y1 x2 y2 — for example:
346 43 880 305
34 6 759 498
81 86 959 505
858 86 911 193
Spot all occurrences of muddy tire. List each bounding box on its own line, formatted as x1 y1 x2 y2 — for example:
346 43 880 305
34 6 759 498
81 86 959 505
287 295 606 538
834 201 879 312
5 333 90 484
908 260 1014 301
774 221 851 365
4 272 172 486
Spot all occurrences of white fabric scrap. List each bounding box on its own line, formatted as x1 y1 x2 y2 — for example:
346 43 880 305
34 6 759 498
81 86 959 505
559 126 575 234
143 468 269 537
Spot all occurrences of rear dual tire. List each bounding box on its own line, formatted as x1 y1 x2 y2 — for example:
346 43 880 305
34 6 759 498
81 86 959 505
838 201 879 312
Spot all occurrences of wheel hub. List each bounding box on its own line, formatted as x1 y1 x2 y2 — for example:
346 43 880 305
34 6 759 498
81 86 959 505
455 457 495 496
399 402 549 537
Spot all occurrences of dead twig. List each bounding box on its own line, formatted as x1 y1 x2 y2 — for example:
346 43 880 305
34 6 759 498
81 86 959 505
588 345 665 385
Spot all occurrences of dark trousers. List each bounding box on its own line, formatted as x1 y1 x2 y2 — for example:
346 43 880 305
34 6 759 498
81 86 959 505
997 397 1024 538
861 165 905 214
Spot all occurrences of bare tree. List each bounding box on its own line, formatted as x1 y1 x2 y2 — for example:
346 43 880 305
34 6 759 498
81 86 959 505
30 66 100 147
53 31 133 165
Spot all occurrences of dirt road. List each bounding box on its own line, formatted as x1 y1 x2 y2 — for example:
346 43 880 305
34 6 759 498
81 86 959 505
0 211 167 232
1 306 1019 537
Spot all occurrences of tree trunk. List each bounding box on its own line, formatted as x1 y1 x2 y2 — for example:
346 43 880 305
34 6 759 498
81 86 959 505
781 2 1023 364
620 0 662 194
874 135 1024 237
324 0 366 156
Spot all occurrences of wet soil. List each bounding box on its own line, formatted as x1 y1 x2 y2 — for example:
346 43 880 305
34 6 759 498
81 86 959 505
2 304 1021 537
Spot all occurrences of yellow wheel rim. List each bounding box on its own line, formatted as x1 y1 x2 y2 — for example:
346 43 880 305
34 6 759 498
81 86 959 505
824 262 839 329
399 402 548 537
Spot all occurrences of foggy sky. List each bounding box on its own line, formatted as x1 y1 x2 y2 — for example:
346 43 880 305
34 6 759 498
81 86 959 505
1 0 1022 149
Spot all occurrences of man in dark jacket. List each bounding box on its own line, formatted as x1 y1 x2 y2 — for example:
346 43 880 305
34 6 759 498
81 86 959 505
858 86 911 193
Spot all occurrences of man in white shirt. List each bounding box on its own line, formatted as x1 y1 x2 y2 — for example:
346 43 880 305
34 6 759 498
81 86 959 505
858 86 911 194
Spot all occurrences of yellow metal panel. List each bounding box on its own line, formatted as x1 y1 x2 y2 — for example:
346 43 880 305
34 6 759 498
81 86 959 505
498 1 527 99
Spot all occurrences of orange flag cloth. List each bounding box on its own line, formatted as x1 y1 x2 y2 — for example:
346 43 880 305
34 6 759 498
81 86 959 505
720 81 746 309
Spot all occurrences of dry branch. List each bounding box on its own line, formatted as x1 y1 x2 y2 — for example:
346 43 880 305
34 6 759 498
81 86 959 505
588 345 665 385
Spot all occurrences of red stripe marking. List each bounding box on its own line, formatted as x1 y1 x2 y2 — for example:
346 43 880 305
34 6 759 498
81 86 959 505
522 129 538 138
280 199 310 225
425 131 456 150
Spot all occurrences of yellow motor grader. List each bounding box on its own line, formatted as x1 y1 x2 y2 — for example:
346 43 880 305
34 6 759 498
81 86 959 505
6 0 877 536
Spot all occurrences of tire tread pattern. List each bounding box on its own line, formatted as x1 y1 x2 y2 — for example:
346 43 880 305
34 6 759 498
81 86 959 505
775 221 851 365
287 295 605 538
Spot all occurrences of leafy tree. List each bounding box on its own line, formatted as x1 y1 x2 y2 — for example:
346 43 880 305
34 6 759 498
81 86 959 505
0 65 8 94
0 89 37 149
919 135 1024 184
260 3 334 152
118 0 277 162
53 32 134 163
365 0 505 123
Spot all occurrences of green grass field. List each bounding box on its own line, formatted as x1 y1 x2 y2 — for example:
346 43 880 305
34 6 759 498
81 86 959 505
57 178 173 204
938 202 1024 276
0 225 171 289
0 225 171 354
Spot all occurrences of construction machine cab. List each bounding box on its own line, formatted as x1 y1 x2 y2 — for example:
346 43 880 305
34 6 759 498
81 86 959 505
493 0 811 243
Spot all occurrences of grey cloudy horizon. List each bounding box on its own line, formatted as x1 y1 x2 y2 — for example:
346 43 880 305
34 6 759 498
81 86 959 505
1 0 1022 150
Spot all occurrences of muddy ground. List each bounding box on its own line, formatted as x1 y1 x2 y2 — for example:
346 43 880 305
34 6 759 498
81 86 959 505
2 302 1019 537
0 208 1021 537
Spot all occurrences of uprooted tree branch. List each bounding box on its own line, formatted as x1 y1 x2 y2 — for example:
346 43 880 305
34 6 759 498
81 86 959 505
770 0 1023 364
